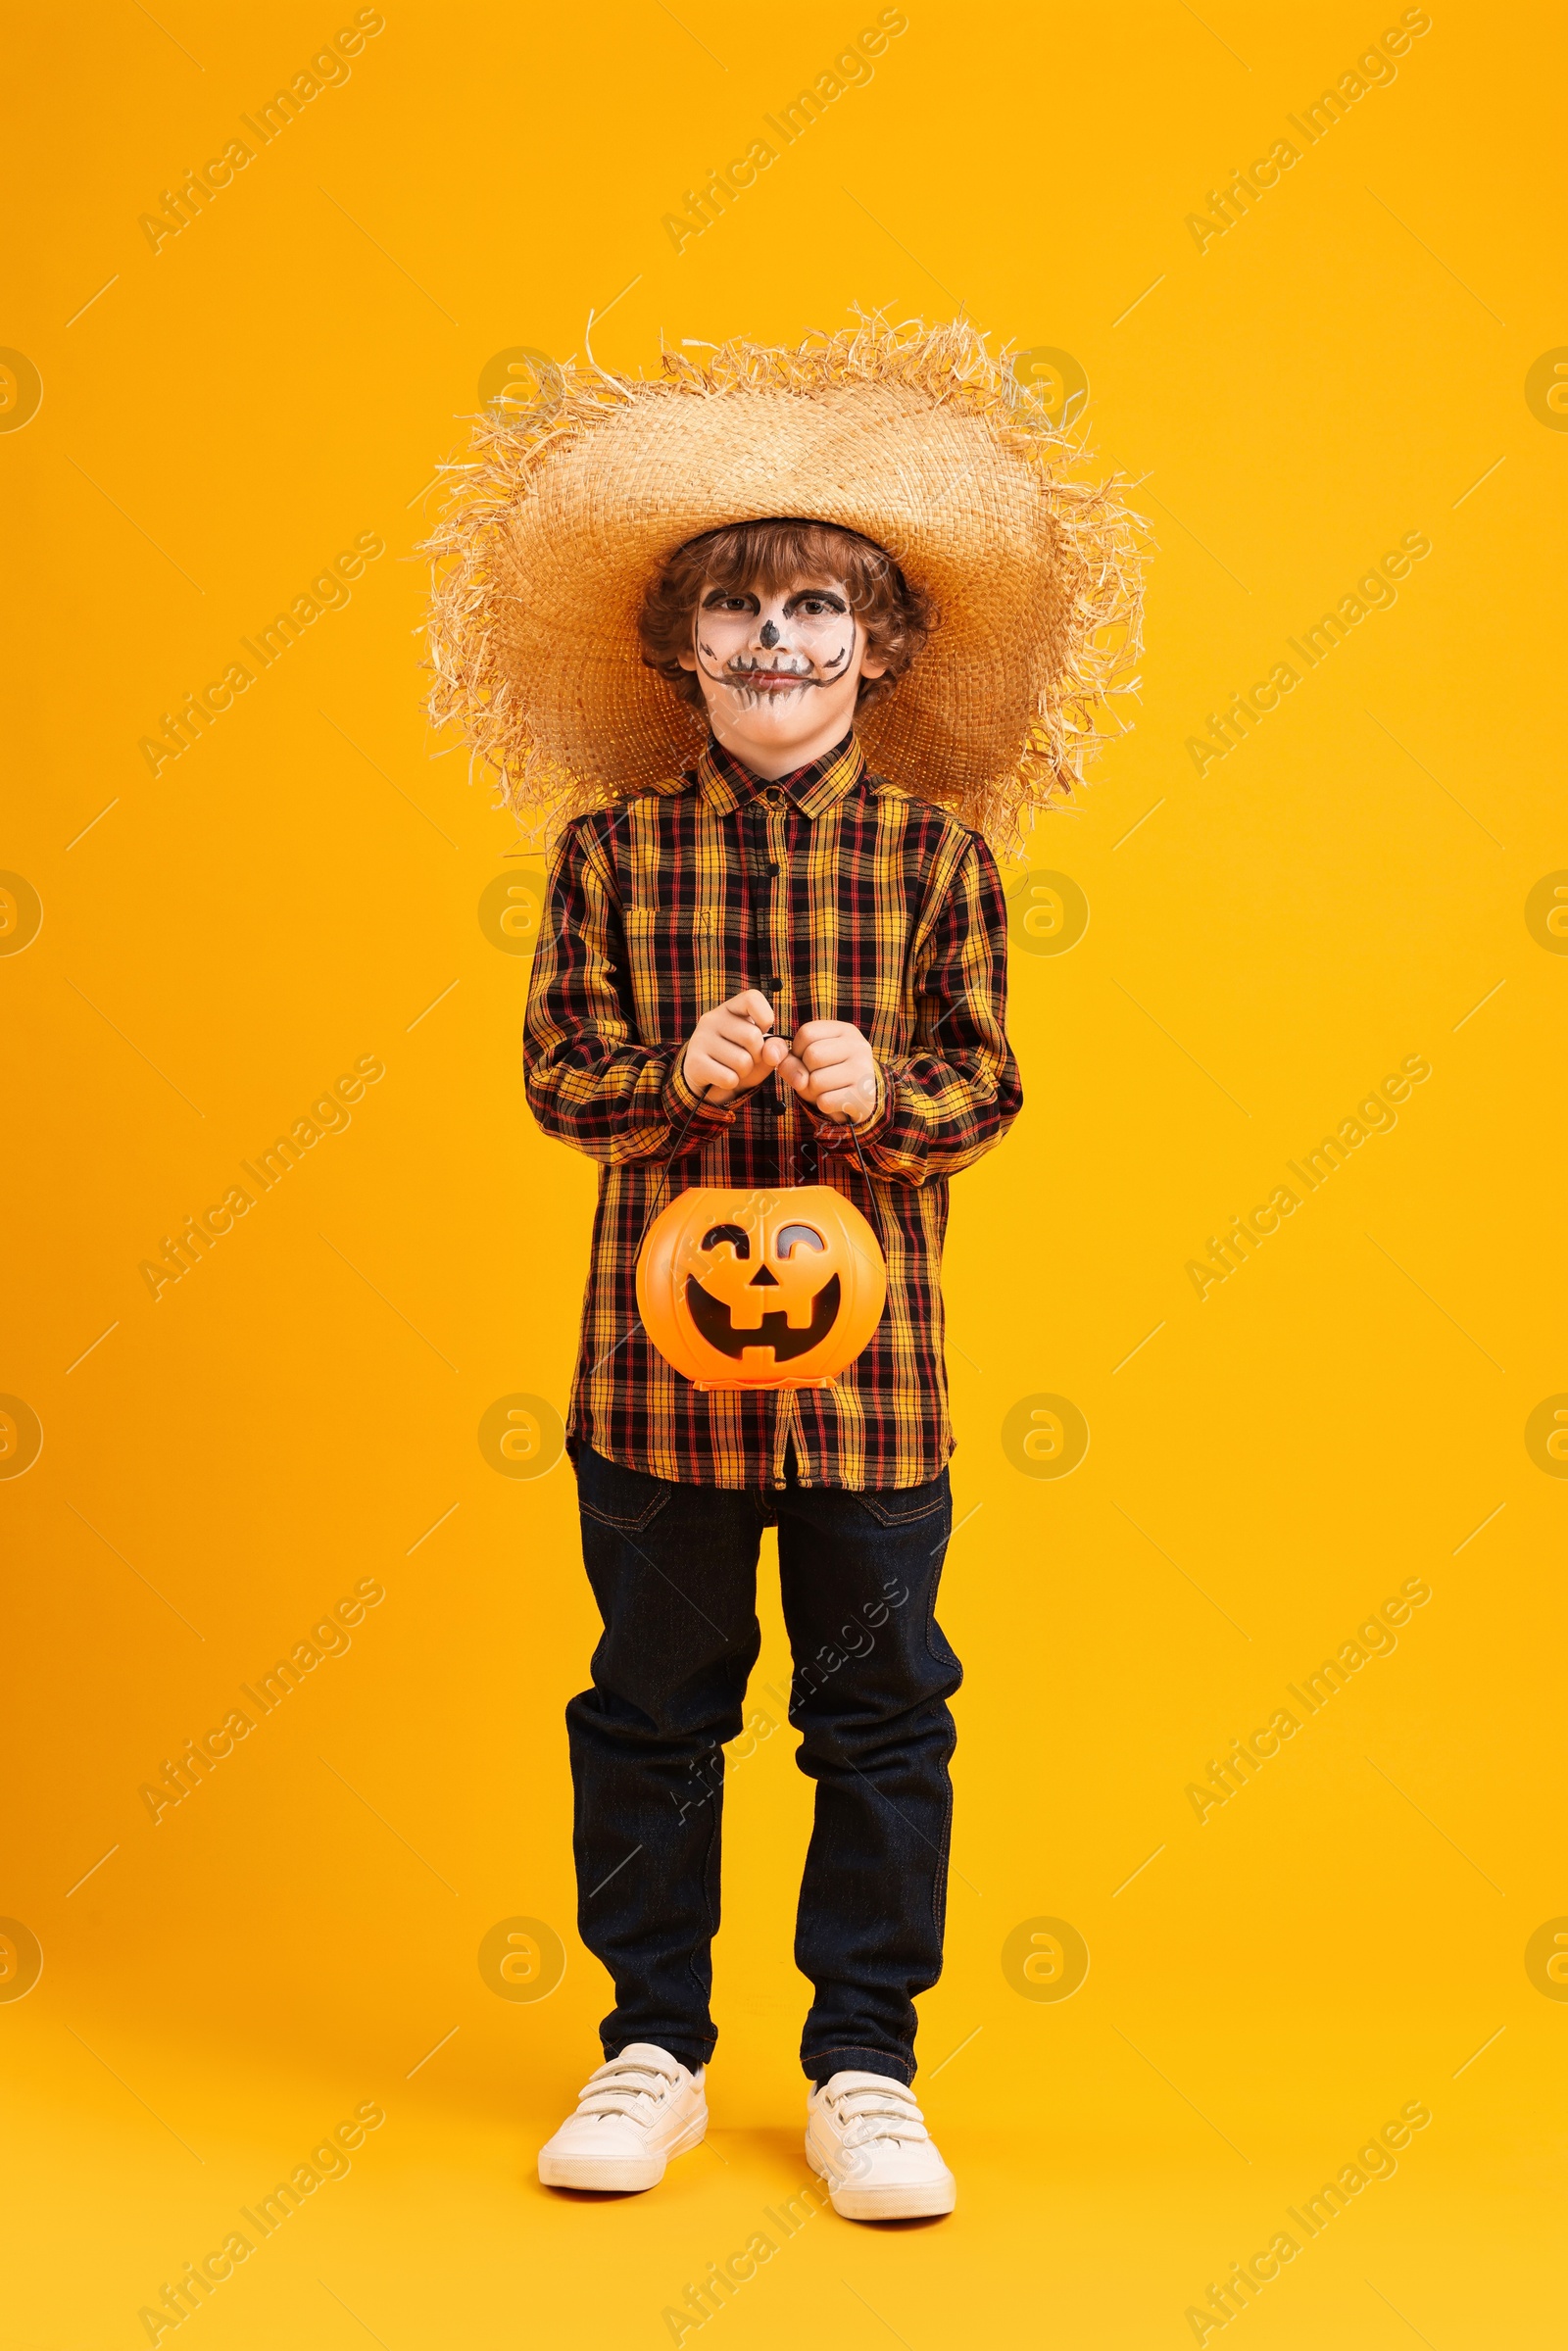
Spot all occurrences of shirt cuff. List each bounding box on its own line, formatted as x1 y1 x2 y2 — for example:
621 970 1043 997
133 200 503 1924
808 1061 892 1153
662 1054 737 1153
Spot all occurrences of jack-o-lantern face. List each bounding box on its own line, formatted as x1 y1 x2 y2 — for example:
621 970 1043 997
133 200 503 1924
637 1186 886 1391
686 1218 840 1362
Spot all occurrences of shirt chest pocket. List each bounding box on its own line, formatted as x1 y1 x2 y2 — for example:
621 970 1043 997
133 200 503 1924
621 905 742 1039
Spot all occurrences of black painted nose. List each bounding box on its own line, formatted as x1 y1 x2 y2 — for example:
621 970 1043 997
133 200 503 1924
760 619 779 649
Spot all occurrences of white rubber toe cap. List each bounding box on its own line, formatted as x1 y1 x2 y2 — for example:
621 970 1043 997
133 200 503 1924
539 2044 707 2193
806 2071 956 2221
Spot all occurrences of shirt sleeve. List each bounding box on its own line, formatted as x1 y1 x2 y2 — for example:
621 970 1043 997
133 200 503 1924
809 830 1022 1186
523 817 735 1166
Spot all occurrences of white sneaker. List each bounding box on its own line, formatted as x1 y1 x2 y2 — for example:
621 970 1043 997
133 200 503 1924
806 2071 956 2220
538 2043 708 2191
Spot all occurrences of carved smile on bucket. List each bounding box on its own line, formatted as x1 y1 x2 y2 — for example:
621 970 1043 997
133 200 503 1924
684 1221 841 1361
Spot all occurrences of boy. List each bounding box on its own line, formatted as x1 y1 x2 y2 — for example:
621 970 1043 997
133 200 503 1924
424 319 1141 2220
524 512 1015 2221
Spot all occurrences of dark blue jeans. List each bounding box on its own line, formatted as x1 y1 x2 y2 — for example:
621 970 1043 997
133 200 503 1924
565 1445 961 2085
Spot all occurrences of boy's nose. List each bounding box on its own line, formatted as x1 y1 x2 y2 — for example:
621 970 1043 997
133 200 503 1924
760 619 780 649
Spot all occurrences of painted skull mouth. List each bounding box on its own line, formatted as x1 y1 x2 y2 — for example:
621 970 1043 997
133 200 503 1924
685 1275 842 1361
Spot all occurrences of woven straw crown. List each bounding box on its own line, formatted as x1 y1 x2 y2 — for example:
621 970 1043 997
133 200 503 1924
424 317 1146 850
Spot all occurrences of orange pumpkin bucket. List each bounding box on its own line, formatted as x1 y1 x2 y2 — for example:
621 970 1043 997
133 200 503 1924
636 1187 887 1392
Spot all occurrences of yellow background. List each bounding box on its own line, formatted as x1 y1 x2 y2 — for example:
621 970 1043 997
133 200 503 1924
5 2 1564 2343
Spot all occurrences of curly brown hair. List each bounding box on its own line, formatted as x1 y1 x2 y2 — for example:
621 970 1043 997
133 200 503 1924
638 517 934 719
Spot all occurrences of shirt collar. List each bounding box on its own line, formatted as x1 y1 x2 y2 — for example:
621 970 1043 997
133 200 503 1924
694 730 866 820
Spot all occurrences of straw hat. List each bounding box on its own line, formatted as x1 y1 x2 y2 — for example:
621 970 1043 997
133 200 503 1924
424 315 1146 849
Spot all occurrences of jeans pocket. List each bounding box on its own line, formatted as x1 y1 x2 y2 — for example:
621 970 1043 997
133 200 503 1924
576 1448 675 1534
854 1476 949 1528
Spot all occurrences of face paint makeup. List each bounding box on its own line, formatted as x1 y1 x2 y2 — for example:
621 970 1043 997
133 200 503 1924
677 567 890 777
691 581 859 705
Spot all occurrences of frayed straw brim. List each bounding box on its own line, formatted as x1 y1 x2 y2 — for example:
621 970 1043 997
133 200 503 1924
424 315 1148 851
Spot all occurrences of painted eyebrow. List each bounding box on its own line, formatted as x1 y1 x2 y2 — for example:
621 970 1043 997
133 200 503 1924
783 587 848 611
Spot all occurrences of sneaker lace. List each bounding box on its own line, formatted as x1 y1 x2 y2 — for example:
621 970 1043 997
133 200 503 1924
573 2052 681 2124
825 2080 928 2148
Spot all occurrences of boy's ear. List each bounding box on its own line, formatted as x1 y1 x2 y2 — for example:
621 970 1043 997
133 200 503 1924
859 646 889 679
676 641 699 671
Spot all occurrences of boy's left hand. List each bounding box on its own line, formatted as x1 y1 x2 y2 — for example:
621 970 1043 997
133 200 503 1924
778 1019 879 1125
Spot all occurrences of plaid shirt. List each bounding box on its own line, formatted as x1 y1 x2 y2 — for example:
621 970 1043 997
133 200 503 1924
523 732 1020 1489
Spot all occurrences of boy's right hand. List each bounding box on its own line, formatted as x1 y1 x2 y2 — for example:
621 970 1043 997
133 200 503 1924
681 989 787 1101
